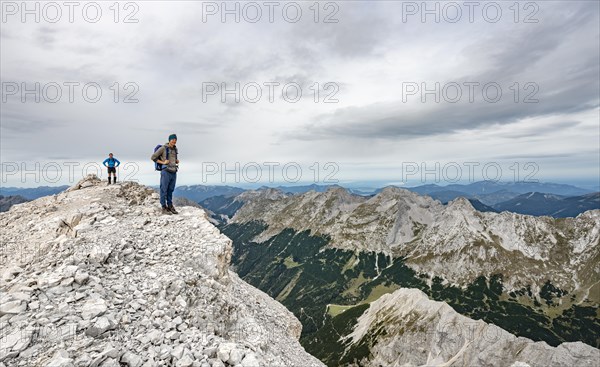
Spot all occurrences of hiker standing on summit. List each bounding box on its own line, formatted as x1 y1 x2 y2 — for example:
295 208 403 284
102 153 120 185
151 134 179 215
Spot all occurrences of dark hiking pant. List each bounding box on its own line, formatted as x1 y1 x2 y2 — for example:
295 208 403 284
160 170 177 207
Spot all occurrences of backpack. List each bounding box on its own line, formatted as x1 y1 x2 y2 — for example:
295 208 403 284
153 145 170 171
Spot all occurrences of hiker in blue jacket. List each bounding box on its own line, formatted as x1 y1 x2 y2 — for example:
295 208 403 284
151 134 179 214
102 153 121 185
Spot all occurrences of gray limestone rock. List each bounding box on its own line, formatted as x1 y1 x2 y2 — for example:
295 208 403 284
0 176 324 367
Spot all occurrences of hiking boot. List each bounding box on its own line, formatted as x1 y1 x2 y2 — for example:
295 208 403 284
168 205 178 214
161 206 173 215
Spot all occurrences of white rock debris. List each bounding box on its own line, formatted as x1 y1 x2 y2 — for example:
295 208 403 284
0 175 324 367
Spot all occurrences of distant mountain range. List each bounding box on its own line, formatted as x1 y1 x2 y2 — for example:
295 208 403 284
405 180 593 197
172 185 245 202
201 190 597 220
275 181 595 209
275 183 343 194
2 181 597 218
0 195 29 212
421 189 519 205
0 185 68 199
493 192 600 217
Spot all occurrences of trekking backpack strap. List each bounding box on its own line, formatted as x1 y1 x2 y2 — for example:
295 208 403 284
157 146 169 171
165 147 170 168
153 144 164 171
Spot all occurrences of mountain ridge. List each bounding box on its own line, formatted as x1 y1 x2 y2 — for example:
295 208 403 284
331 288 599 366
227 186 600 297
0 195 30 212
0 175 324 366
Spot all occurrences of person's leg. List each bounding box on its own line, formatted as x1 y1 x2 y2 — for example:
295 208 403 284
159 170 168 207
166 172 176 207
167 172 178 213
109 167 117 184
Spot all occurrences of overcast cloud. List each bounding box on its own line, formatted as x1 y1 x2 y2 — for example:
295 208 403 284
1 1 598 188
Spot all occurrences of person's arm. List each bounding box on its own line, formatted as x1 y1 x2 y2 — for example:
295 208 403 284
151 147 168 164
115 158 121 167
102 158 109 167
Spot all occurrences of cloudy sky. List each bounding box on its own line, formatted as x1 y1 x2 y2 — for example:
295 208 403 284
1 1 599 188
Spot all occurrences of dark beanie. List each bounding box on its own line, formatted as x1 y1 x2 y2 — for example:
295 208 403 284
169 134 177 141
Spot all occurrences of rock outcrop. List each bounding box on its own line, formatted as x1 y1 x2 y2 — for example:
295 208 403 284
342 288 600 367
0 175 324 367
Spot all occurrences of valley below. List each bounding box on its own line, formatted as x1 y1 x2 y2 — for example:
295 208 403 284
211 186 600 366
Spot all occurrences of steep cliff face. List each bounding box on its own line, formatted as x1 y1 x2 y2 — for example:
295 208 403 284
341 288 599 367
0 175 324 367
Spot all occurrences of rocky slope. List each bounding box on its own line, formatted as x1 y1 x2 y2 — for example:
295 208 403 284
229 187 600 300
339 288 599 367
0 175 324 367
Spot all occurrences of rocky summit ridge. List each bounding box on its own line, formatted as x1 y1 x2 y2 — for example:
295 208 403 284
0 175 324 367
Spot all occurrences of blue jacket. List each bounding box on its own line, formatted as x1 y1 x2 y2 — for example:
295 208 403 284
103 157 120 167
